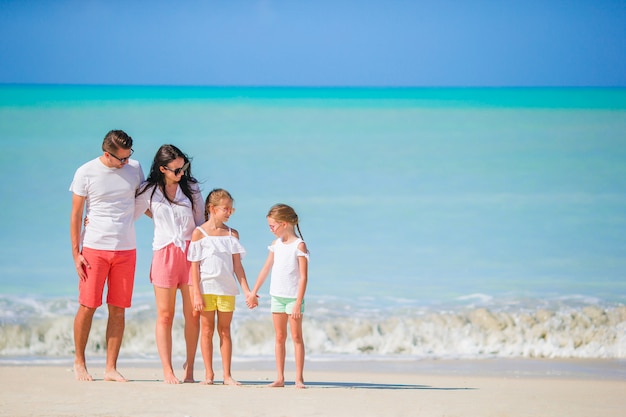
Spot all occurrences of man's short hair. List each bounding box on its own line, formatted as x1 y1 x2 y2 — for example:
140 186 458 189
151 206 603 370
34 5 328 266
102 130 133 154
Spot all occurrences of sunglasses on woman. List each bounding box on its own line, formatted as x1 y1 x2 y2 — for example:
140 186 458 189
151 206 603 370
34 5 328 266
163 162 189 176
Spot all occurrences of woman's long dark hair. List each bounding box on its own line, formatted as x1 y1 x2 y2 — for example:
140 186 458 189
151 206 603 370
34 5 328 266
136 144 199 209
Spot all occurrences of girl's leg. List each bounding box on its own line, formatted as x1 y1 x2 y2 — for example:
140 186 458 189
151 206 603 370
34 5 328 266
269 312 288 387
199 311 216 384
216 310 240 385
289 315 306 388
180 284 199 382
154 286 179 384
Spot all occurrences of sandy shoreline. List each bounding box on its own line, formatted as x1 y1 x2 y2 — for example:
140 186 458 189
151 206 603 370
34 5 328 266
1 360 624 417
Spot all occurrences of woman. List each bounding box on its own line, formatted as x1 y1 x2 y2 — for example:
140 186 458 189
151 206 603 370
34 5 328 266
136 144 204 384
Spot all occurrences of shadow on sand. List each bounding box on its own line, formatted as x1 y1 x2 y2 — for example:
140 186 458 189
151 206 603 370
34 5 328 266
120 378 475 391
236 380 476 390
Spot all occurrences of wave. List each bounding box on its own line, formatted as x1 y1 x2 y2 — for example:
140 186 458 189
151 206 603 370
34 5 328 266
1 294 625 360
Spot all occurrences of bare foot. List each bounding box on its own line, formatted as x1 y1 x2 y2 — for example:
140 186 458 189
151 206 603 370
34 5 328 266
182 362 195 383
223 377 241 386
103 369 128 382
295 381 306 389
200 371 214 385
73 363 93 382
163 372 181 384
267 380 285 388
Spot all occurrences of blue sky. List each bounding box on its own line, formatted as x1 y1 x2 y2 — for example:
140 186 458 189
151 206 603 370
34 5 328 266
1 0 625 86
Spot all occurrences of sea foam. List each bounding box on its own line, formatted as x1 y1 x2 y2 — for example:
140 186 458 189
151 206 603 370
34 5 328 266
1 295 624 361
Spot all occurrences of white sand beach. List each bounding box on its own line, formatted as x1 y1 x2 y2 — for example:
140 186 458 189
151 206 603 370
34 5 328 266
1 360 624 417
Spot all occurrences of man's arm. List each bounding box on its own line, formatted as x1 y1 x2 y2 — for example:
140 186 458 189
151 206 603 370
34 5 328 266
70 193 89 281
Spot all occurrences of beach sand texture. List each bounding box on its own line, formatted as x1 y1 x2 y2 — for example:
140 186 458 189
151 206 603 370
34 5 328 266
0 365 624 417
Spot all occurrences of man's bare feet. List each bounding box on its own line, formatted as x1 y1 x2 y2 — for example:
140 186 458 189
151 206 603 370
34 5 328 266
199 379 214 385
103 369 128 382
73 363 93 382
223 377 241 386
295 381 306 389
267 380 285 388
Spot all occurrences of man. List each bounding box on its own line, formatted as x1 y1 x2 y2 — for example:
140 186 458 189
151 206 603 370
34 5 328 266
69 130 144 382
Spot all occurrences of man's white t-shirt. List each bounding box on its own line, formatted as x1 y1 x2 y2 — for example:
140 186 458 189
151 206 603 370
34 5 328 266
70 157 144 251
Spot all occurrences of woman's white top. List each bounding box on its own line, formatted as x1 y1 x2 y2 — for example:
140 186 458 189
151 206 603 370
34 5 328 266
187 227 246 296
135 182 204 251
269 238 309 298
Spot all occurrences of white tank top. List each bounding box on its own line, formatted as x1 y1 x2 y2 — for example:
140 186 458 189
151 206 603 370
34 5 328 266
269 238 309 298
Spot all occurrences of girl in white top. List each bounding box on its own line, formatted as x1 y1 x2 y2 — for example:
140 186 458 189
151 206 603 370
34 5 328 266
135 144 204 384
188 188 252 385
247 204 309 389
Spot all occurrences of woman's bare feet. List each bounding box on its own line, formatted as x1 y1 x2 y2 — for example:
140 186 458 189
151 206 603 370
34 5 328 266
267 380 285 388
73 363 93 382
182 362 195 383
223 377 241 386
201 370 214 384
163 371 181 384
295 381 306 389
103 369 128 382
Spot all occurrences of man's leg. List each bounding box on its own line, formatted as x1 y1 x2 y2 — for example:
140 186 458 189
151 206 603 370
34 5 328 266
74 304 96 381
104 249 135 382
74 247 107 382
103 304 128 382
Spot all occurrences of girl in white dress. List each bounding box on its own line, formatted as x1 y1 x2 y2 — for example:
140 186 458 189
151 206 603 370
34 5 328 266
188 188 253 385
247 204 309 389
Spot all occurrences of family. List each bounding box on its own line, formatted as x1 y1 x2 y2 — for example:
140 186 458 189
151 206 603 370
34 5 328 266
69 130 309 388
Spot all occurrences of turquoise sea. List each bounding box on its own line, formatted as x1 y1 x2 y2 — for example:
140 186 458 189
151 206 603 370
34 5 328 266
0 85 625 364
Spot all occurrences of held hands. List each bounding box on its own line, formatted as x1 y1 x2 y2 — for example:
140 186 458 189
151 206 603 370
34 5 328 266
245 292 259 309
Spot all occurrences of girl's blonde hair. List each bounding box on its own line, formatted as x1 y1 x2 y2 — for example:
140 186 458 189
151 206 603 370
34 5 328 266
204 188 233 221
267 203 303 239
